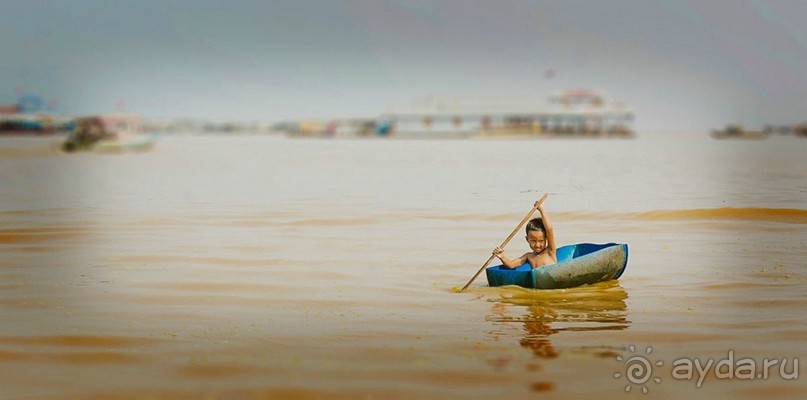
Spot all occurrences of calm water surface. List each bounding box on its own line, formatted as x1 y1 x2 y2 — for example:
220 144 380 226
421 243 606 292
1 134 805 399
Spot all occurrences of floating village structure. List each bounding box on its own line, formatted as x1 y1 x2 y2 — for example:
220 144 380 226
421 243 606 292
0 93 73 135
284 89 636 138
710 123 807 139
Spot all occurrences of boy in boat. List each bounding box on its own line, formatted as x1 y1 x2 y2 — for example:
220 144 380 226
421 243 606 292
492 202 557 269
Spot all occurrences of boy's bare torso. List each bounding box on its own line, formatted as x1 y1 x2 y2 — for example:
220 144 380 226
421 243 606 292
524 251 556 268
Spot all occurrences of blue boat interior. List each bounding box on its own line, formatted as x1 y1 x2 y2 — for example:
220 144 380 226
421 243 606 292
568 242 619 259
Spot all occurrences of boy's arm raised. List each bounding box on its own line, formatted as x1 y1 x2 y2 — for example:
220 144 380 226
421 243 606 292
538 204 556 255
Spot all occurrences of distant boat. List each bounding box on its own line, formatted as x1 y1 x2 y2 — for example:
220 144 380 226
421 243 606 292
486 243 628 289
711 124 768 140
62 114 154 153
91 133 154 153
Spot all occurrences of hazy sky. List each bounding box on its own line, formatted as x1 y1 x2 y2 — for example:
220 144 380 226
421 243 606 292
1 0 804 133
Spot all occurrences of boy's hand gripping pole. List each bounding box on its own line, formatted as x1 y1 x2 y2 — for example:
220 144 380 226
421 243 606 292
459 193 548 291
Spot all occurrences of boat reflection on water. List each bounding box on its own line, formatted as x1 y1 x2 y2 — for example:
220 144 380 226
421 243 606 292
485 280 630 360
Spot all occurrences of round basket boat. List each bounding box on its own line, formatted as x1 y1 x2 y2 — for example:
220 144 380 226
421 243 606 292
485 243 628 289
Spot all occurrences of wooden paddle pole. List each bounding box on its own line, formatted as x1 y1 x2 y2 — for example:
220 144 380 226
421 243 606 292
459 193 548 291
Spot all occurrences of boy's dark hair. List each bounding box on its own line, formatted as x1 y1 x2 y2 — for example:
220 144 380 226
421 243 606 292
525 217 545 234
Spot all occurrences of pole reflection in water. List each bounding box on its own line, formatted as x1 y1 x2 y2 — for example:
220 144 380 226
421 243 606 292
483 280 630 392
